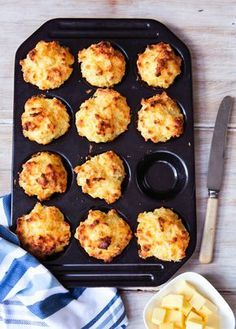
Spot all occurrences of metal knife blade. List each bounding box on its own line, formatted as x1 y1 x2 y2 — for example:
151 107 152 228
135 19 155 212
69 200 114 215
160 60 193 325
207 96 233 192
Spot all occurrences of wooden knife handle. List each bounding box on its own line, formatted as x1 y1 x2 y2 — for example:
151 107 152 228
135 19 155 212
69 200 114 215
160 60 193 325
199 196 219 264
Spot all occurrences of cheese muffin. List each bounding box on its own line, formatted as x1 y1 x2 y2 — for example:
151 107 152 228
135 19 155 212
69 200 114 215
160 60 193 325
136 207 190 261
137 42 181 88
16 203 71 259
78 41 126 87
74 151 125 204
21 95 70 145
75 88 131 143
19 152 67 201
75 209 132 262
137 92 184 143
20 40 74 90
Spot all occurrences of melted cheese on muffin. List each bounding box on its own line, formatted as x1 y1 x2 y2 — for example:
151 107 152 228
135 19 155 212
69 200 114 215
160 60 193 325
137 92 184 143
22 95 70 145
78 41 126 87
20 40 74 90
136 207 190 261
74 151 125 204
75 209 132 262
137 42 181 88
75 88 131 143
16 203 71 259
19 152 67 201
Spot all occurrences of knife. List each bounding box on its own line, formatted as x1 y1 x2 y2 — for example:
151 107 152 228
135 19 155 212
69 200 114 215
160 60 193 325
199 96 234 264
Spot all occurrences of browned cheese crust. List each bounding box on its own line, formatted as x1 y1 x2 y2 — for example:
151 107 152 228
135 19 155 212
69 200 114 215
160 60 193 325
21 95 70 145
19 152 67 201
16 203 71 259
20 40 74 90
75 209 132 262
78 41 126 87
137 92 184 143
75 88 131 143
74 151 125 204
137 42 181 88
136 207 190 262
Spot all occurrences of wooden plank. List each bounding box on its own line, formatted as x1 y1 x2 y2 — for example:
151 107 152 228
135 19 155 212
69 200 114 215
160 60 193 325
0 124 12 172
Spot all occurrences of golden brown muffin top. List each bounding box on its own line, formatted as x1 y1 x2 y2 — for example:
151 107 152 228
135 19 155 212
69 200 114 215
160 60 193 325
137 92 184 143
21 95 70 145
75 88 131 143
16 203 71 259
136 207 190 261
19 152 67 201
20 40 74 90
78 41 126 87
74 151 125 204
75 209 132 262
137 42 181 88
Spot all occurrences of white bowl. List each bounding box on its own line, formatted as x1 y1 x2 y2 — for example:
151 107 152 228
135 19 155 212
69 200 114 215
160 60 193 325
143 272 235 329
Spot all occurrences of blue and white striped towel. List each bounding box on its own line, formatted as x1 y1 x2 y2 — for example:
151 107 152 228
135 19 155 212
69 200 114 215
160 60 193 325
0 195 128 329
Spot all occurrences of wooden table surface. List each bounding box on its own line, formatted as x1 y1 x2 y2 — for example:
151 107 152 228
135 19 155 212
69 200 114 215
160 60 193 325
0 0 235 327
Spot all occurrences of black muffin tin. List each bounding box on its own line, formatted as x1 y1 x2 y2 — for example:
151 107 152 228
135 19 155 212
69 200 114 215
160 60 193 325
12 18 196 287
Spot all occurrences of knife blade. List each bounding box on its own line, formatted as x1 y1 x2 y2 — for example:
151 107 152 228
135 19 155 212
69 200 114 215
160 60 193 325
199 96 233 264
207 96 234 192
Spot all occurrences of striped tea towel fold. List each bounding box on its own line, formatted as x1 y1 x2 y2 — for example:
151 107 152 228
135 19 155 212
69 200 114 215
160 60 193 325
0 195 128 329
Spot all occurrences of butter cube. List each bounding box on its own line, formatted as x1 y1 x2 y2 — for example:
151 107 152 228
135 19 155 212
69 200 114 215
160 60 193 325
186 312 204 329
159 323 175 329
182 299 192 316
187 311 203 322
199 305 213 319
205 313 219 328
151 307 166 325
186 318 204 329
177 280 197 300
201 301 219 328
154 280 219 329
161 294 184 309
189 291 206 311
199 299 217 317
166 309 184 326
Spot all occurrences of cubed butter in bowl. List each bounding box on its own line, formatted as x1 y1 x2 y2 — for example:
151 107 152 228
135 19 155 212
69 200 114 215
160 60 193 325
143 272 235 329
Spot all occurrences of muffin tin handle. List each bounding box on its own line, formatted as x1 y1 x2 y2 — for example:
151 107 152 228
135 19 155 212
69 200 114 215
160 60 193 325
48 18 160 39
49 264 165 287
55 273 156 287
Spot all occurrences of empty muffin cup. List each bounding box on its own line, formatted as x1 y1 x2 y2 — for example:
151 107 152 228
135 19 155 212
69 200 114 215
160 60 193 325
136 151 187 200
